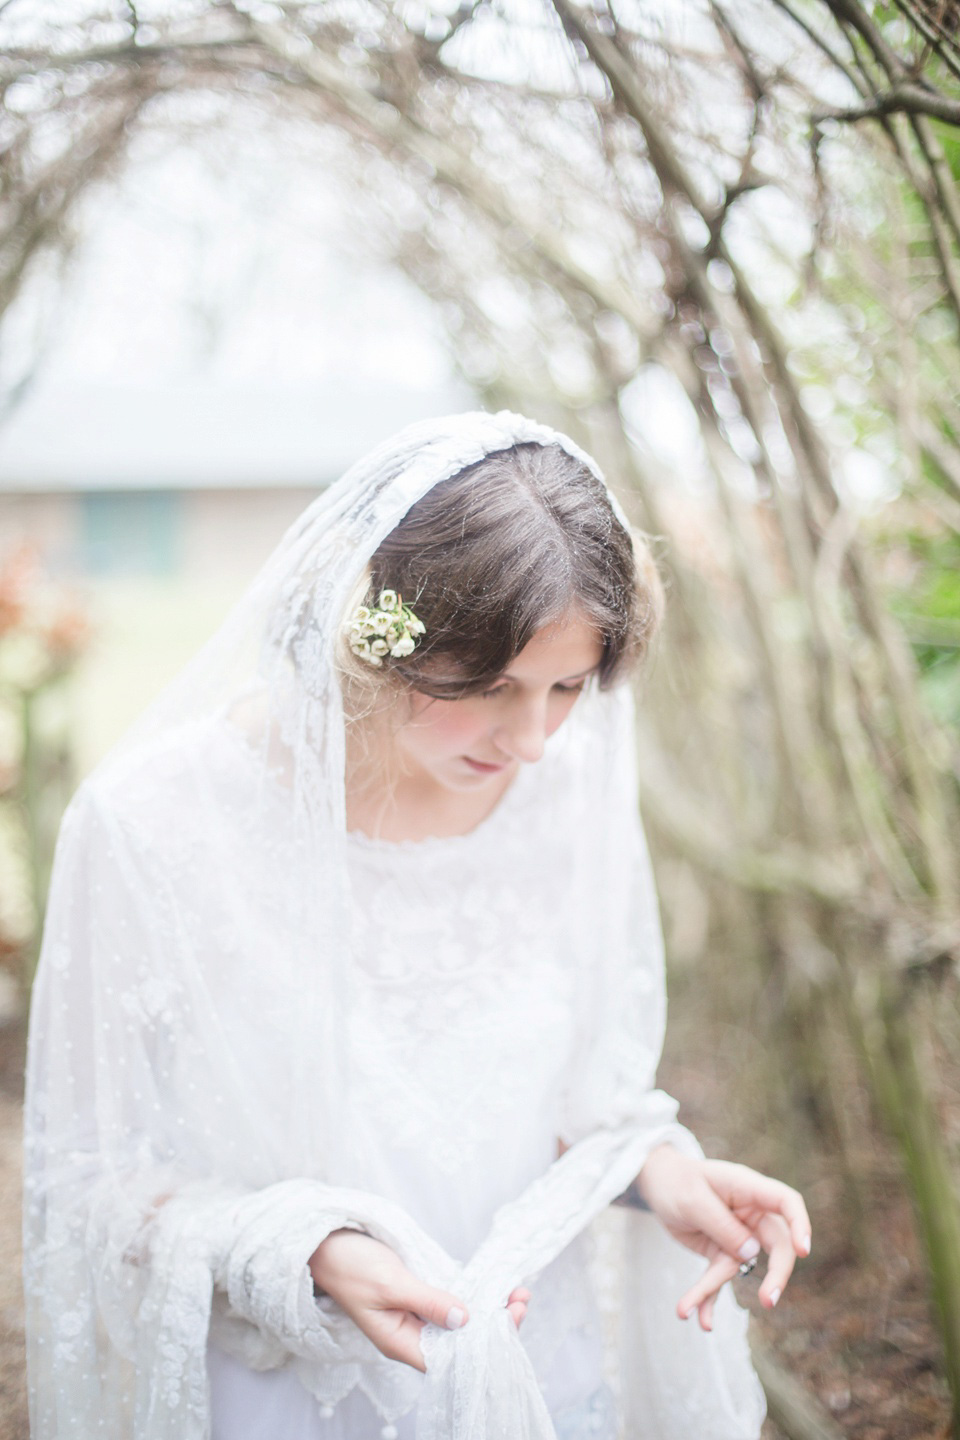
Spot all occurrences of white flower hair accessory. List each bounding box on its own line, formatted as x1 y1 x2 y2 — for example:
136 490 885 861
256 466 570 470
348 589 426 666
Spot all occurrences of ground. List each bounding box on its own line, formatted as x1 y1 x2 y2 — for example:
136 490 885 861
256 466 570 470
0 1016 951 1439
659 1030 954 1440
0 1023 28 1438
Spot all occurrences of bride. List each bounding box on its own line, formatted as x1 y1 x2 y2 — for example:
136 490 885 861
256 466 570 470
23 411 810 1439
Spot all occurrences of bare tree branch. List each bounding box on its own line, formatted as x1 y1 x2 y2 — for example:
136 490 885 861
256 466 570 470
815 81 960 125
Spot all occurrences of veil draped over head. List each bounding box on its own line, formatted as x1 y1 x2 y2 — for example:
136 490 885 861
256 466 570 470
23 411 766 1439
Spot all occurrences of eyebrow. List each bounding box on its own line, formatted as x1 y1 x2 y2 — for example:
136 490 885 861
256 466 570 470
500 665 597 684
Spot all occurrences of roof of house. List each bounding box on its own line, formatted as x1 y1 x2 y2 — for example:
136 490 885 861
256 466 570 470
0 377 475 492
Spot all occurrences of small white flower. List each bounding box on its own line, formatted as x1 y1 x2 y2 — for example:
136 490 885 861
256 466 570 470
347 590 425 665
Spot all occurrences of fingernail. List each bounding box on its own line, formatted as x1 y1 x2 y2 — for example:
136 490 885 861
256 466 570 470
738 1238 761 1261
768 1287 781 1308
679 1308 690 1321
446 1306 466 1330
801 1234 811 1256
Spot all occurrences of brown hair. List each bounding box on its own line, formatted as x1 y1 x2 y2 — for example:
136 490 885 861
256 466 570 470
340 442 662 701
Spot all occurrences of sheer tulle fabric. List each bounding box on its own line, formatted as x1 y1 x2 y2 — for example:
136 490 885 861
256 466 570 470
23 411 766 1438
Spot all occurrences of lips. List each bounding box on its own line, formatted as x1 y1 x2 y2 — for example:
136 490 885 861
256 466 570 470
463 757 508 774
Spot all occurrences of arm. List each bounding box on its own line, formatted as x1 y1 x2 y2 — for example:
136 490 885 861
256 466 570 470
23 786 452 1438
24 781 515 1440
558 686 810 1334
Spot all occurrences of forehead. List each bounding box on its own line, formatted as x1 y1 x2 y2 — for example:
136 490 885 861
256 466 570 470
503 612 604 678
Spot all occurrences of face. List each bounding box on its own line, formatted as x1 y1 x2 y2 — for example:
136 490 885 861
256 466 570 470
392 609 604 793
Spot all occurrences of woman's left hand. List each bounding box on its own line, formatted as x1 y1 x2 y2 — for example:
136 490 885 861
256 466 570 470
635 1143 812 1332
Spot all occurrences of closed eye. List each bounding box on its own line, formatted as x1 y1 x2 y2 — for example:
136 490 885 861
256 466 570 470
479 680 587 699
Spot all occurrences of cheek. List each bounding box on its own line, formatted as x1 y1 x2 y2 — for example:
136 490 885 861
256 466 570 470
407 700 489 756
545 693 583 738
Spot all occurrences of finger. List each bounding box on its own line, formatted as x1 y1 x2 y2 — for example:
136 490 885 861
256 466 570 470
676 1251 740 1322
755 1214 796 1308
363 1310 429 1372
391 1319 429 1372
703 1161 812 1257
698 1288 717 1332
395 1280 469 1333
678 1177 763 1264
506 1285 531 1329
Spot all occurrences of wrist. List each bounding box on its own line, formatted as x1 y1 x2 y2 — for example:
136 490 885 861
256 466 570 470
612 1177 652 1211
309 1226 370 1297
635 1141 681 1207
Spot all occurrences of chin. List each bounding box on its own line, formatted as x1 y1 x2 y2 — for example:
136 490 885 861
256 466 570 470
445 761 502 789
448 770 492 790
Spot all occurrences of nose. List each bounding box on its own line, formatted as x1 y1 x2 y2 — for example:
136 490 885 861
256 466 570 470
492 695 549 765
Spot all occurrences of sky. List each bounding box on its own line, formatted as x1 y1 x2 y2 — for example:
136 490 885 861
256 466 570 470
0 109 473 489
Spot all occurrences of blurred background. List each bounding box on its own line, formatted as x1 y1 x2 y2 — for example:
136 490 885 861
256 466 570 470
3 1 960 1436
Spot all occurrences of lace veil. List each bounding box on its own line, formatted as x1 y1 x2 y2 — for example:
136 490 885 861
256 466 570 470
23 410 766 1438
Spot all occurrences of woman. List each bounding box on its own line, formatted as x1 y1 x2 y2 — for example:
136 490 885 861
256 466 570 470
23 411 809 1439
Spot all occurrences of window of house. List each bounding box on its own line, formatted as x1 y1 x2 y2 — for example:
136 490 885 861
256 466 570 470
79 490 182 576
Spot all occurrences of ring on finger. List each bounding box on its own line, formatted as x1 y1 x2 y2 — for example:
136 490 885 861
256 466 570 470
738 1256 758 1277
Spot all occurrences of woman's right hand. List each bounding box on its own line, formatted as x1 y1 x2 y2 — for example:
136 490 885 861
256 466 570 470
308 1229 530 1372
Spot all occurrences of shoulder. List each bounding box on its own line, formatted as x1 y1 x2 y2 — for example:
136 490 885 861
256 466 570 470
66 714 249 856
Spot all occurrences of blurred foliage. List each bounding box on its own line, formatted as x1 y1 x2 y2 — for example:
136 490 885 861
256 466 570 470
0 546 90 992
891 525 960 682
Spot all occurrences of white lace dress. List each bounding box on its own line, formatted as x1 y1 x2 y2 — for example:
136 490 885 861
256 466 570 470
25 695 765 1440
208 749 619 1439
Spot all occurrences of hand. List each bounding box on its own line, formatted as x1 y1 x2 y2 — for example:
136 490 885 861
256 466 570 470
635 1144 811 1333
308 1229 530 1372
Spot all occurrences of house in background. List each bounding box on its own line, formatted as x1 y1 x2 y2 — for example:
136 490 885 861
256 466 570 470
0 378 472 583
0 376 472 769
